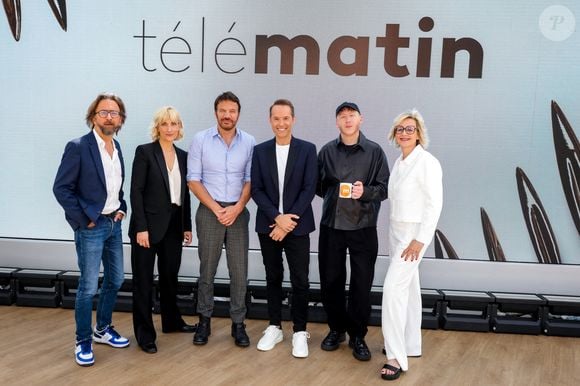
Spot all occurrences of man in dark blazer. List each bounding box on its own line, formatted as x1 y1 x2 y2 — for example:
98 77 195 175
128 106 195 354
251 99 317 358
53 93 130 367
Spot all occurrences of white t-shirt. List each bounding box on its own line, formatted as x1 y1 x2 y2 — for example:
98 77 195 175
276 143 290 214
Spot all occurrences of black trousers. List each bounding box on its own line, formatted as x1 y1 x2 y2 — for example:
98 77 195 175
131 206 185 345
258 233 310 332
318 225 378 338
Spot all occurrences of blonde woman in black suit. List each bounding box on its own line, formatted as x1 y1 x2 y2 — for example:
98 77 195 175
129 106 195 354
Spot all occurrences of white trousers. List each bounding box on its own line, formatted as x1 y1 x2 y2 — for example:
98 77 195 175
381 221 425 372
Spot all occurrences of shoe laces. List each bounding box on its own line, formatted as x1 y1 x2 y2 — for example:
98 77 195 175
263 325 281 336
329 330 341 338
354 338 368 349
294 331 310 339
99 325 120 338
77 340 92 354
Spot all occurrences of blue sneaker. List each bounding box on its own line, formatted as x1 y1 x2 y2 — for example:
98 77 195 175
75 340 94 366
93 325 130 348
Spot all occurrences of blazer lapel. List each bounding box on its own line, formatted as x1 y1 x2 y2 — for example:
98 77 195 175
177 147 187 200
114 138 125 180
88 132 107 188
153 141 171 195
283 137 298 192
267 139 279 191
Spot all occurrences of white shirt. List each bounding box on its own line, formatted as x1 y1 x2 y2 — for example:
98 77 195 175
167 156 182 205
388 145 443 244
93 129 123 215
276 143 290 213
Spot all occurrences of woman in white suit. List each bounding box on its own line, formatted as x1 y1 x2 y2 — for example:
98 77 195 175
380 109 443 381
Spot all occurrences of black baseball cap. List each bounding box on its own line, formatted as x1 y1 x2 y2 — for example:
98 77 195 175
335 102 360 116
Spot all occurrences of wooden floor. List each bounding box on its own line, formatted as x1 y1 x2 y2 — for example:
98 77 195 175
0 306 578 385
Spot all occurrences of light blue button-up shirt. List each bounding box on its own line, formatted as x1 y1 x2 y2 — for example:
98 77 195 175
187 126 255 202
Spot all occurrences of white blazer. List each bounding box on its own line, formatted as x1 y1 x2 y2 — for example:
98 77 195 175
388 145 443 244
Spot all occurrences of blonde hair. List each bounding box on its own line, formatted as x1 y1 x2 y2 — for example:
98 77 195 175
150 106 184 141
388 108 429 149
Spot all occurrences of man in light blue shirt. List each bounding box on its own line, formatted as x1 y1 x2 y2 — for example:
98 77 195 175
187 91 256 347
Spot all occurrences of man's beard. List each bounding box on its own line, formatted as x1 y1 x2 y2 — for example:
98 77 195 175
218 118 237 131
95 122 119 136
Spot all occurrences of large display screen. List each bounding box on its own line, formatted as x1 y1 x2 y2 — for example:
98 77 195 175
1 1 578 265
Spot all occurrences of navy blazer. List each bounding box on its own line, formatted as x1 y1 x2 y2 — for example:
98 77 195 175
251 136 317 236
53 131 127 231
128 141 192 244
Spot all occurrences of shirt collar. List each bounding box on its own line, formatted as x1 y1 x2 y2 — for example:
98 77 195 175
400 144 424 164
335 131 368 151
93 129 117 153
93 129 106 149
211 126 240 140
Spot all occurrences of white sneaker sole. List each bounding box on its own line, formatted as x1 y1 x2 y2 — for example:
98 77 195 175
257 335 283 351
76 357 95 366
292 348 309 358
75 351 94 366
93 336 130 348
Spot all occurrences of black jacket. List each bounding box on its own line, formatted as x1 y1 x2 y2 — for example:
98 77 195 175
128 141 192 244
317 132 389 230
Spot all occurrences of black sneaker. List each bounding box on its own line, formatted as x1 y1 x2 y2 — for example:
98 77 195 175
320 330 346 351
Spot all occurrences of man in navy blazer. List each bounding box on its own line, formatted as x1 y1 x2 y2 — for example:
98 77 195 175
53 93 130 367
251 99 317 358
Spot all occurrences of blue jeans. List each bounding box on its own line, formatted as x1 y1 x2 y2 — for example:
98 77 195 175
74 216 125 342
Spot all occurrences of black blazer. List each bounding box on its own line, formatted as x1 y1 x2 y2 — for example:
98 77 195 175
251 136 317 236
129 141 192 244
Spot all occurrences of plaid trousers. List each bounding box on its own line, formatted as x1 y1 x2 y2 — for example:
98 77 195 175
195 203 249 322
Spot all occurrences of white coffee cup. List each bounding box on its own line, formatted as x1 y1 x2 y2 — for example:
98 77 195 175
339 182 352 198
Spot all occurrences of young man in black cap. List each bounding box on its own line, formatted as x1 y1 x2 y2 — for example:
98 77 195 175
317 102 390 361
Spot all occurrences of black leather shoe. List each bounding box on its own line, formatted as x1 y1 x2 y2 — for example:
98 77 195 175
320 330 346 351
193 316 211 345
163 323 197 333
140 342 157 354
349 336 371 361
231 322 250 347
179 323 197 333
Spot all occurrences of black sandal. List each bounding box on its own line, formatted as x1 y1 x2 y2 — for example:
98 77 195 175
381 364 402 381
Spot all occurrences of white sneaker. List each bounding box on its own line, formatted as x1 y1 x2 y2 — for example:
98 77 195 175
93 325 130 348
292 331 310 358
257 325 283 351
75 340 94 366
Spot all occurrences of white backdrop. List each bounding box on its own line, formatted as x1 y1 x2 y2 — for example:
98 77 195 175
0 1 578 270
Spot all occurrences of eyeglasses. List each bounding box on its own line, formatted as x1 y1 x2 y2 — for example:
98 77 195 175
96 110 121 118
394 125 417 135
